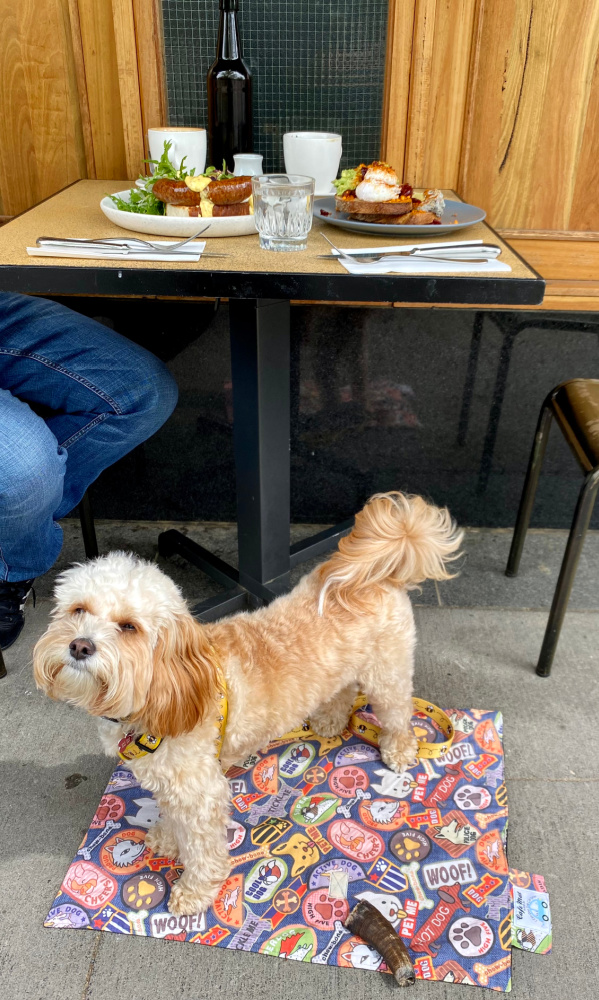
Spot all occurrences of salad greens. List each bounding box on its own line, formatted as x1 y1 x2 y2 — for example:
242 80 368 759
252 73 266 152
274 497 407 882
109 141 235 215
332 166 362 196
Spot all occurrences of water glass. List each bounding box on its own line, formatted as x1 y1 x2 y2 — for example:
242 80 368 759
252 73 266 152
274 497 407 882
252 174 315 251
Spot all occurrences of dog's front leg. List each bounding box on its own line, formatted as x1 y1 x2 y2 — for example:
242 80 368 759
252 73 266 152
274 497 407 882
164 759 231 916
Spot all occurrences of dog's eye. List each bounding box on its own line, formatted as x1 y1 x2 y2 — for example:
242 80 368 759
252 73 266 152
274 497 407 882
119 623 137 632
73 607 85 615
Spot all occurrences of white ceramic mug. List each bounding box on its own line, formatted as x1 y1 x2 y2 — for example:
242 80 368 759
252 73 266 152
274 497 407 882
283 132 342 196
147 127 207 175
233 152 264 176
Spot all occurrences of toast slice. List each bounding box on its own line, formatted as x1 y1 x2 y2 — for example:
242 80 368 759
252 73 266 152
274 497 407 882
335 196 412 217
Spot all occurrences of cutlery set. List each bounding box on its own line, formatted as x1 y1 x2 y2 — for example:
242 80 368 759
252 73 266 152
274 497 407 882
33 230 503 267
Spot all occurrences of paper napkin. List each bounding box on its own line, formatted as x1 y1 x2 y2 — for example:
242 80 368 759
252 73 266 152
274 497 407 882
26 240 207 263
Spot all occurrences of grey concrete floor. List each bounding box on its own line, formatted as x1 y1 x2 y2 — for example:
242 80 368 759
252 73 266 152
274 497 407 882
2 521 598 1000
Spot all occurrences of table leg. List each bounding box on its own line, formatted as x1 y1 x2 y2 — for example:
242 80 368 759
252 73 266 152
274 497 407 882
158 298 292 619
159 297 354 621
229 298 291 595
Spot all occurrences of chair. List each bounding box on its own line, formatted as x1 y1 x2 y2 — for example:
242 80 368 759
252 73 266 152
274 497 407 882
0 491 98 679
506 379 599 677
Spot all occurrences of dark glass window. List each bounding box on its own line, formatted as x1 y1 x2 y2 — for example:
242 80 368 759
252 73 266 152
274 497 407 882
161 0 389 171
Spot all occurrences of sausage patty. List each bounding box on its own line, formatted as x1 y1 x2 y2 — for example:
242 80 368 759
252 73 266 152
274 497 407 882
207 177 252 205
152 179 202 206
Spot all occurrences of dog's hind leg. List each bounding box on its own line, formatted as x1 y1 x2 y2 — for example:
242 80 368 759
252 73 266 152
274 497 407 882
310 685 357 737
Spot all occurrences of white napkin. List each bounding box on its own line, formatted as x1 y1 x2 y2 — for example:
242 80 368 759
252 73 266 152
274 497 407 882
338 256 511 275
26 240 207 262
328 239 493 257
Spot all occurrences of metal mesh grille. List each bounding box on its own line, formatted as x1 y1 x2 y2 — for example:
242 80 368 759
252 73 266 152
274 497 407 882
161 0 389 172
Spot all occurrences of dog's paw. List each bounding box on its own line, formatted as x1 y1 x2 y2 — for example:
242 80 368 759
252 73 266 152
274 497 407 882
146 822 178 859
309 716 344 738
380 732 419 773
168 879 219 916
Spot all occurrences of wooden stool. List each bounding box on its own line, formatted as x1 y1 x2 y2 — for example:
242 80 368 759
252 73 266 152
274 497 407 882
506 379 599 677
0 491 98 679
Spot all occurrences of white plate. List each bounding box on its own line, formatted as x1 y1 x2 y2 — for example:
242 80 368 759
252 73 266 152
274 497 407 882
100 190 257 238
313 197 486 235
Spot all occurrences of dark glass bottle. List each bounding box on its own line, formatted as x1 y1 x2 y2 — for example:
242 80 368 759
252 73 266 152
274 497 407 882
207 0 253 172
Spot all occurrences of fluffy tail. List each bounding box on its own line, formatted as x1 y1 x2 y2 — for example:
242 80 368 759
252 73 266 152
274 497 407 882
318 491 463 615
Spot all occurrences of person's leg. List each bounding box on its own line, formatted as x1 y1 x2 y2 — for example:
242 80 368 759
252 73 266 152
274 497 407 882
0 389 66 581
0 292 178 522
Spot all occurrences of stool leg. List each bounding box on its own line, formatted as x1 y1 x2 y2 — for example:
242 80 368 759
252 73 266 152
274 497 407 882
506 402 553 577
536 469 599 677
0 646 6 679
79 491 99 559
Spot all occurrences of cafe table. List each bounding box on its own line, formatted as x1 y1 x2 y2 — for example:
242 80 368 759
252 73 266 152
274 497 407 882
0 181 544 620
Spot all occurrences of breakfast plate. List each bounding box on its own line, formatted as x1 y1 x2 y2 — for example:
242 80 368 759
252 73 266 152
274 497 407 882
314 197 485 236
100 190 257 238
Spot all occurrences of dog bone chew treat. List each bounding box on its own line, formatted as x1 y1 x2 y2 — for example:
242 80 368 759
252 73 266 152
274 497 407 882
207 177 252 204
344 899 415 987
152 179 203 206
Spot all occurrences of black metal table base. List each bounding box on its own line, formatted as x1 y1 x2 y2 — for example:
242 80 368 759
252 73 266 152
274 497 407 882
158 297 355 622
158 519 355 621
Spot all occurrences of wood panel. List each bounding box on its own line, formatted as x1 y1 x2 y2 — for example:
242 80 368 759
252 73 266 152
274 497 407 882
77 0 127 180
459 0 599 231
111 0 145 179
133 0 167 161
380 0 416 170
403 0 477 187
0 0 87 216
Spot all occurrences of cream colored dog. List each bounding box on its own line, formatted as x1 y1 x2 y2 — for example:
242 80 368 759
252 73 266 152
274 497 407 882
34 492 462 916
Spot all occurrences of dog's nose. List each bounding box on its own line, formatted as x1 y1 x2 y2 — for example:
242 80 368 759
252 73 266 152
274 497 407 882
69 637 96 661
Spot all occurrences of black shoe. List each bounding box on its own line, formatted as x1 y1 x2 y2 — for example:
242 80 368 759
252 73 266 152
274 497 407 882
0 579 35 650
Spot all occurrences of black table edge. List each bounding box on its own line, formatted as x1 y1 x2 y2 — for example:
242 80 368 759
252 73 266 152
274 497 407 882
0 265 545 306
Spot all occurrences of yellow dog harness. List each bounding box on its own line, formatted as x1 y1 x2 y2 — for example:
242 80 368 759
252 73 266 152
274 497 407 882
113 652 229 763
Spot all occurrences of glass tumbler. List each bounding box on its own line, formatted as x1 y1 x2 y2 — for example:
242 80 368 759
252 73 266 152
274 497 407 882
252 174 315 251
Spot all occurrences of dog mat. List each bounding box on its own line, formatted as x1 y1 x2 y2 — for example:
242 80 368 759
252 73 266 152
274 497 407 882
46 707 551 991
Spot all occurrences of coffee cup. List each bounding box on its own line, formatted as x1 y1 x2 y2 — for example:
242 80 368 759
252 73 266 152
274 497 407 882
147 127 207 175
283 132 342 196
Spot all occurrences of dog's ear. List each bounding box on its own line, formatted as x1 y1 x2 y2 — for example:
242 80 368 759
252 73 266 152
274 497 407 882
138 614 219 738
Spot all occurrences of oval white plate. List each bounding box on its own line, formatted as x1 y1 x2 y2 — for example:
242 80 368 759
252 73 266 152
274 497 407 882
313 197 485 235
100 190 257 238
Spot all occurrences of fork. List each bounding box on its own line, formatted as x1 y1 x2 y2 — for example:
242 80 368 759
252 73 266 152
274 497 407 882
36 226 223 255
319 232 498 265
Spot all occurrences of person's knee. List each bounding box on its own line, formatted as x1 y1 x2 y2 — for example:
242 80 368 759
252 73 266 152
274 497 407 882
124 354 178 433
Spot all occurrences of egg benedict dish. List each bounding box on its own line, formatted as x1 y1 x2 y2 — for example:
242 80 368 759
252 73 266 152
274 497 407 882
333 161 445 225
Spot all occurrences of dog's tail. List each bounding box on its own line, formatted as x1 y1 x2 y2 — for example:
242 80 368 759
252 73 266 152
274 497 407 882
318 491 463 615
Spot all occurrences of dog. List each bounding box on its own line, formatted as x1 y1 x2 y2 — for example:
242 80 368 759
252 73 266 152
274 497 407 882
34 491 462 915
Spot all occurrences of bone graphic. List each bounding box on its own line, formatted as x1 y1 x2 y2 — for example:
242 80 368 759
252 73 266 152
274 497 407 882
336 787 371 819
127 909 148 935
473 955 511 986
312 919 350 964
423 763 466 808
410 882 470 956
400 861 434 910
227 911 271 951
475 807 508 830
484 761 504 788
485 881 512 921
247 780 301 827
421 758 442 780
77 819 121 860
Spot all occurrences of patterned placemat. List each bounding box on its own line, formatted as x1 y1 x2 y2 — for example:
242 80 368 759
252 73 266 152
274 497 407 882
45 707 550 991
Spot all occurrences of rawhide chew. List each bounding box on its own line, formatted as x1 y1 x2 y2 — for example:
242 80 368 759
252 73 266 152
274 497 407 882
345 899 415 987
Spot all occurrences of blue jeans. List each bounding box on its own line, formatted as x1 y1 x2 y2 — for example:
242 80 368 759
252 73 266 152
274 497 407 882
0 293 178 581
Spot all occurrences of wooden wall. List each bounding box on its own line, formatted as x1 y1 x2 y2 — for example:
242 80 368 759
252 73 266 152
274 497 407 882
382 0 599 307
0 0 165 217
